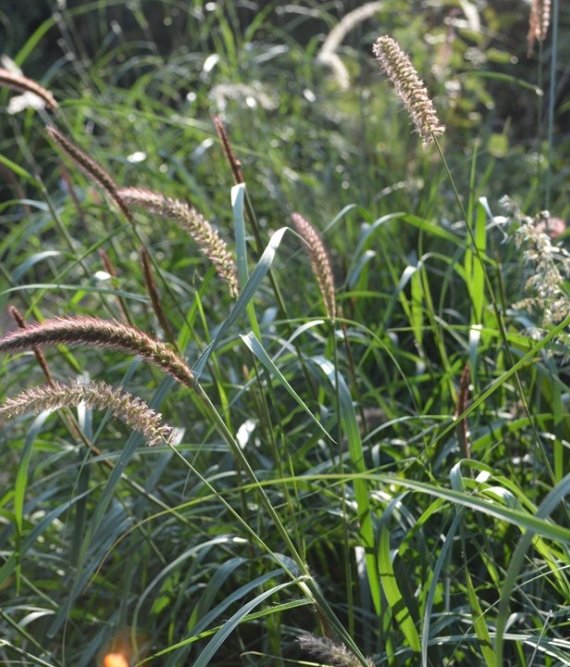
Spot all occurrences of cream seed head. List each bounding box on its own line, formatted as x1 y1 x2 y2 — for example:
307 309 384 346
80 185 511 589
527 0 552 56
297 633 374 667
0 380 175 446
372 35 445 147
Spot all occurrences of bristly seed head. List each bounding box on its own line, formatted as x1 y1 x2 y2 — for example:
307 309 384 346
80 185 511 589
0 379 175 446
118 187 239 298
372 35 445 147
0 316 195 388
291 212 337 319
527 0 551 56
297 633 374 667
504 199 570 330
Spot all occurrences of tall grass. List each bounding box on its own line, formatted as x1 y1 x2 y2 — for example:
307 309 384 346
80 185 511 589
0 2 568 666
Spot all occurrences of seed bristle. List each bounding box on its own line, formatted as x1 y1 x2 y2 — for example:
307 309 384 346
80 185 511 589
0 379 175 447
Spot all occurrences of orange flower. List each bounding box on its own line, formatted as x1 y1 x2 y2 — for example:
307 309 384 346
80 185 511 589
103 653 129 667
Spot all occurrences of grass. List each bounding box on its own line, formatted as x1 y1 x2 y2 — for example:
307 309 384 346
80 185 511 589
0 1 569 665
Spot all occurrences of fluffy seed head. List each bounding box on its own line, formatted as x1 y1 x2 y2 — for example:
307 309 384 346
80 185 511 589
0 380 174 446
297 633 374 667
372 35 445 147
291 212 337 319
118 187 239 298
502 197 570 337
0 316 195 388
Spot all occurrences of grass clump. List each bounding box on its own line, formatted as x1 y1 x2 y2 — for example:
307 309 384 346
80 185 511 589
0 3 569 666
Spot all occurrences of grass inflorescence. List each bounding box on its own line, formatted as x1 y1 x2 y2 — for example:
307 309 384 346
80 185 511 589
0 379 175 446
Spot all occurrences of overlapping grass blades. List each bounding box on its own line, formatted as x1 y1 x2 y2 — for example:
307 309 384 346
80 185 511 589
0 2 568 664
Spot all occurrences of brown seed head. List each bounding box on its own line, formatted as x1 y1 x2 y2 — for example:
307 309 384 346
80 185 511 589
212 115 245 185
119 187 239 298
0 68 58 110
291 212 337 319
46 126 133 222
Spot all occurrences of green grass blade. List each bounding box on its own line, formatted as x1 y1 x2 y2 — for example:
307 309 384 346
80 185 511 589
464 554 496 666
193 227 290 377
241 331 334 443
378 502 421 652
464 199 487 324
421 510 461 666
231 183 248 286
191 579 298 667
494 472 570 664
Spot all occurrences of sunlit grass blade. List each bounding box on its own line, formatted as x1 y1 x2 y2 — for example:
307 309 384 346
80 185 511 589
231 183 249 287
298 474 570 544
193 227 290 376
241 331 333 443
464 199 487 324
378 502 421 652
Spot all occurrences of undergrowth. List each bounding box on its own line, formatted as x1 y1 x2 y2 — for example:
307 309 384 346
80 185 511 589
0 2 569 666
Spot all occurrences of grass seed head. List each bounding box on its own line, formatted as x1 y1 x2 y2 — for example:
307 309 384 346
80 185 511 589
46 126 133 222
527 0 551 56
372 35 445 147
297 633 374 667
0 379 175 446
0 316 195 388
119 186 239 298
291 212 337 319
0 67 58 110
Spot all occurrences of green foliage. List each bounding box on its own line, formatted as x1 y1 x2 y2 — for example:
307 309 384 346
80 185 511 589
0 1 569 666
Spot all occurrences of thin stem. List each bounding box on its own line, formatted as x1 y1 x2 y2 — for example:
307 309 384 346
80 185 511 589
433 137 555 483
193 382 370 665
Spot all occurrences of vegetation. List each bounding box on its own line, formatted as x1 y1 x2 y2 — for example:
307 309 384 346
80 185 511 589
0 1 568 665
